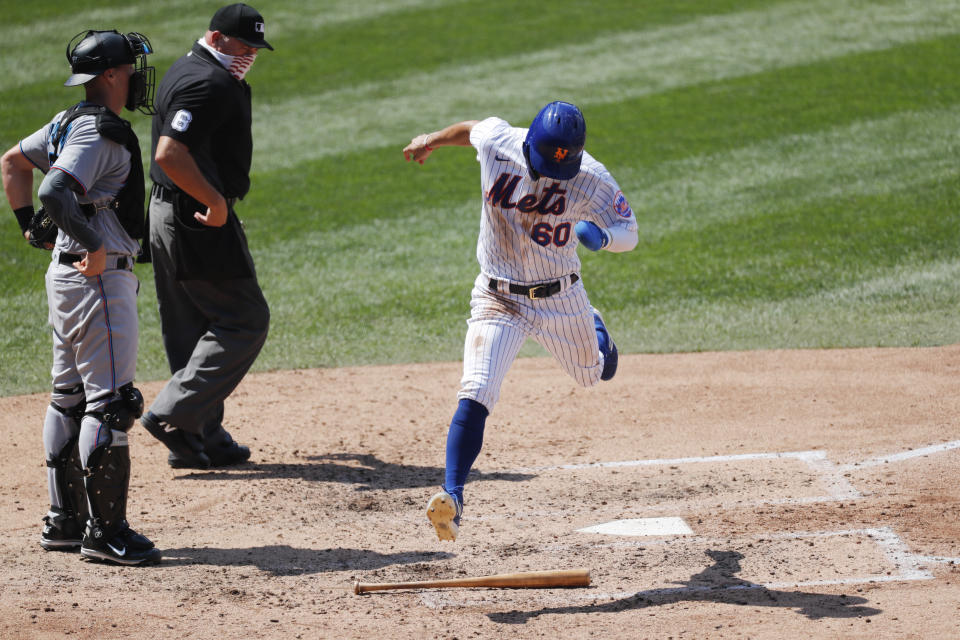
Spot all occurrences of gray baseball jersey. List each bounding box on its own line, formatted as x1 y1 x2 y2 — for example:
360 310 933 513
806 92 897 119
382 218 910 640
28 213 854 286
18 109 140 411
19 109 140 256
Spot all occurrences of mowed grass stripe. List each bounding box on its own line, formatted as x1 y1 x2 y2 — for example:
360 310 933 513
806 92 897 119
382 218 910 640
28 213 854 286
628 257 960 351
598 172 957 301
626 105 960 240
0 0 468 91
587 34 959 170
252 0 960 168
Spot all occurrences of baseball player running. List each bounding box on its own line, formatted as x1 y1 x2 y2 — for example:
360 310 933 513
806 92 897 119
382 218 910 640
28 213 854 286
403 101 638 541
0 30 161 565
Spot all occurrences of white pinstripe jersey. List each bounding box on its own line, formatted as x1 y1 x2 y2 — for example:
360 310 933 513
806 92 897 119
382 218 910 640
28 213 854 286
469 117 637 284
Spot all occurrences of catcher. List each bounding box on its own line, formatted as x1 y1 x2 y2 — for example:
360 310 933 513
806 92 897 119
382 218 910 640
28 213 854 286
1 29 161 565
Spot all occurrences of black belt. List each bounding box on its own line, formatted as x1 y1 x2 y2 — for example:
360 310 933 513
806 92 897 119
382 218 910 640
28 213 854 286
488 273 579 300
151 182 173 202
152 183 237 207
79 200 118 217
58 252 133 271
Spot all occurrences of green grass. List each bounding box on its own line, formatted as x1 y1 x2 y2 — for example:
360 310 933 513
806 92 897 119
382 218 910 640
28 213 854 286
2 0 959 395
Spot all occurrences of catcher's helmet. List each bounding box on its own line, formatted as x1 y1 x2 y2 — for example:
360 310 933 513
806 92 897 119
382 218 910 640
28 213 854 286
522 101 586 181
64 30 148 86
64 30 156 114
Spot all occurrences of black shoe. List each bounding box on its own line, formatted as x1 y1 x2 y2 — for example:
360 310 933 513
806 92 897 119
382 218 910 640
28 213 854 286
40 509 83 551
141 412 210 469
80 520 162 566
208 441 251 467
205 426 251 467
174 440 250 468
176 424 251 468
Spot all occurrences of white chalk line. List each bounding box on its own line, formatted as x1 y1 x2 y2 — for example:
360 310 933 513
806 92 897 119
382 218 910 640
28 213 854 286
915 555 960 564
837 439 960 472
515 449 829 473
419 527 943 609
504 437 960 504
511 448 862 504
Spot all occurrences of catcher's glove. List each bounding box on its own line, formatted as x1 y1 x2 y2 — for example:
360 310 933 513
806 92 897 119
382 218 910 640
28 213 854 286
26 207 57 249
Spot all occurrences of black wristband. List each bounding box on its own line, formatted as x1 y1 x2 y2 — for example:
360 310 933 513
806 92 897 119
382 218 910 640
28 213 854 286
14 205 34 233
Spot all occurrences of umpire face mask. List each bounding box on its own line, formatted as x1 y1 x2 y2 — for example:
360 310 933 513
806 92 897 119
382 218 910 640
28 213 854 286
227 51 257 81
200 37 257 81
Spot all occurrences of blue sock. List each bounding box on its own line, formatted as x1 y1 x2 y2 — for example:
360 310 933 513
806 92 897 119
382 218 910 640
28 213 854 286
595 312 618 381
443 398 488 504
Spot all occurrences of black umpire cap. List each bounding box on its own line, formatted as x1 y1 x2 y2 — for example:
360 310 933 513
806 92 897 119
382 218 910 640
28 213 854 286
210 3 274 51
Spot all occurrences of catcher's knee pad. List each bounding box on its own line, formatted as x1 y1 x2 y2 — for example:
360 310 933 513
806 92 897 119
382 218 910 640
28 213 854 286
51 384 86 420
83 432 131 538
87 383 144 433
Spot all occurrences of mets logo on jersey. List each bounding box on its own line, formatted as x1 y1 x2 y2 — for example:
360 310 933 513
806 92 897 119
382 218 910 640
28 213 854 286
613 191 632 218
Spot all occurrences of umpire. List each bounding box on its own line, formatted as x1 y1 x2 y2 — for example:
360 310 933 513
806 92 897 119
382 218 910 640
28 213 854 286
140 3 272 469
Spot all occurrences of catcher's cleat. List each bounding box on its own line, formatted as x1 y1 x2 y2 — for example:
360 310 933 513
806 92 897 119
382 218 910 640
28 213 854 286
80 520 161 566
427 490 462 542
40 508 83 551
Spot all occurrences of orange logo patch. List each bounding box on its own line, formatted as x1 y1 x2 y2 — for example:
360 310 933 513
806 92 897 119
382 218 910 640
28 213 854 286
553 147 569 161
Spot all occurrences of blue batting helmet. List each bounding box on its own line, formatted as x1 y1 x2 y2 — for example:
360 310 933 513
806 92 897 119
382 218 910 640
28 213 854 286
522 101 586 181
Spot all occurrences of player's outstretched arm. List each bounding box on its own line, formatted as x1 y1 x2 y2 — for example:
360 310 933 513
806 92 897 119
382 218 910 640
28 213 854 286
403 120 480 165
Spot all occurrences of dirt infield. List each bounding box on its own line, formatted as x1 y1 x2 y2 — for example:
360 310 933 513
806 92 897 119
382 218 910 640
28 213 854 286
1 346 959 639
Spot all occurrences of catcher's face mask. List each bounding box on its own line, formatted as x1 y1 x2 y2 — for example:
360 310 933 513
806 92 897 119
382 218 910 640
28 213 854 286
124 32 156 115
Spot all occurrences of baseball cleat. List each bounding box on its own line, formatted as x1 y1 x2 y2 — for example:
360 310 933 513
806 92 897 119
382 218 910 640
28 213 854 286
80 521 161 566
40 509 83 551
426 490 462 542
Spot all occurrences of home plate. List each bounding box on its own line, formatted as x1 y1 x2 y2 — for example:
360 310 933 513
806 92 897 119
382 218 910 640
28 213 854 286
577 517 693 536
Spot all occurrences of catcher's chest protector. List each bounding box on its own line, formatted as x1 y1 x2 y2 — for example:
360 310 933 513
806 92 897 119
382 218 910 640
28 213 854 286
49 103 146 240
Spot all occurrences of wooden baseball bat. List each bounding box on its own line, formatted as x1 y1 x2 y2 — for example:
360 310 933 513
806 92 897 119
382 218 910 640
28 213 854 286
354 568 590 594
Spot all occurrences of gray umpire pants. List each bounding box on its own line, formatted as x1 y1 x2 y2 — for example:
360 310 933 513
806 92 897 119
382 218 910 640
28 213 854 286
146 193 270 434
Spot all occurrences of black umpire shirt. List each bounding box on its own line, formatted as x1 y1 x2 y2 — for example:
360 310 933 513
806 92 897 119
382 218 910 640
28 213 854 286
150 42 253 200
